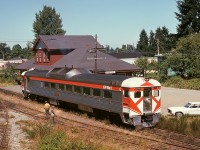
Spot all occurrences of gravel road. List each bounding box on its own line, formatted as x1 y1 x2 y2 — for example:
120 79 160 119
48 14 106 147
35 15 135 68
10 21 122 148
162 87 200 115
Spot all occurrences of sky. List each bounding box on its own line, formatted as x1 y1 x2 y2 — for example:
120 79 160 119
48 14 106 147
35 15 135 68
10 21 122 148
0 0 178 49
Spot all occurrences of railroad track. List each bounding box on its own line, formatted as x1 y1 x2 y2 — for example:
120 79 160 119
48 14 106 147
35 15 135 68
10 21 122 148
144 128 200 149
1 88 200 149
0 100 9 149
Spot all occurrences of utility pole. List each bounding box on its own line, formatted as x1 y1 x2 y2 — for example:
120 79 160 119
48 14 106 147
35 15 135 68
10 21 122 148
94 34 97 74
157 38 160 55
87 34 106 74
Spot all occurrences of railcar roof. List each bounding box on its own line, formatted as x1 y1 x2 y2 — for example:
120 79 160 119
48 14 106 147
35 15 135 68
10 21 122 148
24 68 129 86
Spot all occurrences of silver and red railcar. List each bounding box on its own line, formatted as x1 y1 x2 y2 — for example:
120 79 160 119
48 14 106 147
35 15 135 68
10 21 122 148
21 68 161 128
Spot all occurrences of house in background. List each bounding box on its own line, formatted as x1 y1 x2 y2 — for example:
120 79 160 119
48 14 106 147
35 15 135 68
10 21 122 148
17 35 142 76
0 58 27 69
109 52 158 65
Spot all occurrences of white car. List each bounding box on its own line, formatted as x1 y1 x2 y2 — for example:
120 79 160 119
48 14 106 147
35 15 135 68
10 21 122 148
167 102 200 117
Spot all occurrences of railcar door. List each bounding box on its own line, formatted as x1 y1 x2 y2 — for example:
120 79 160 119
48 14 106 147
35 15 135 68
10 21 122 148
143 87 152 113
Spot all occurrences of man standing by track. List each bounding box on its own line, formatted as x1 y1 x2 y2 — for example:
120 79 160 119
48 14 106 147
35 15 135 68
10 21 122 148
44 101 50 119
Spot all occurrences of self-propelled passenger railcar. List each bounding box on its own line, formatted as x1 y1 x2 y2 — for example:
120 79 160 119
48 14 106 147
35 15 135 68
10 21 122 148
21 68 161 128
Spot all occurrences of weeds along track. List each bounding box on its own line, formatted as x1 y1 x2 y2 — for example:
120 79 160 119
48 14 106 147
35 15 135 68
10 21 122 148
0 100 9 149
1 88 200 149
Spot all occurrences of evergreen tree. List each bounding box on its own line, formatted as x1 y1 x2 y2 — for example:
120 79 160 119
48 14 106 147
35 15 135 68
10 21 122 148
155 26 171 53
33 6 66 38
136 29 148 51
176 0 200 37
148 30 157 53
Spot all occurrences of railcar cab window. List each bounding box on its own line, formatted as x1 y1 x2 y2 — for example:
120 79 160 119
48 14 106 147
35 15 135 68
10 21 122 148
153 90 159 97
134 91 141 98
104 90 112 99
143 87 152 97
93 88 101 97
124 90 129 97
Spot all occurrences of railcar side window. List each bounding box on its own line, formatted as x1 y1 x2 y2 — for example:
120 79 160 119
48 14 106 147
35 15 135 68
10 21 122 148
134 92 141 98
74 86 81 93
59 84 65 90
104 90 112 98
124 90 129 97
83 87 90 95
66 84 72 92
93 88 101 96
44 82 49 88
153 90 159 97
51 83 56 89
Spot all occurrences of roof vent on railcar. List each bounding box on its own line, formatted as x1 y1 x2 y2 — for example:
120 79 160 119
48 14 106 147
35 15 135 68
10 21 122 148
65 68 92 79
46 67 91 79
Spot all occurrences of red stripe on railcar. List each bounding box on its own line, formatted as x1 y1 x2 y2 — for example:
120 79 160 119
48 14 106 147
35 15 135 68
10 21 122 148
29 76 121 92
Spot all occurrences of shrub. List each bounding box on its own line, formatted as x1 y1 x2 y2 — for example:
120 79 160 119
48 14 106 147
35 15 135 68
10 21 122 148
38 131 68 150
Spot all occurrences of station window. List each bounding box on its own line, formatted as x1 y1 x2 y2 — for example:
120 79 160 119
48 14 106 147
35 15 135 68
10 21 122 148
93 88 101 97
74 86 81 93
83 87 90 95
124 90 129 97
104 90 112 99
59 84 65 90
51 83 56 89
134 91 141 98
66 84 72 92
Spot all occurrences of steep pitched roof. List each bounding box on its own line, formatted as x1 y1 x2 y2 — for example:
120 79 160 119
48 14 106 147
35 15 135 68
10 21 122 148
53 48 141 71
17 35 142 72
34 35 103 50
17 48 141 72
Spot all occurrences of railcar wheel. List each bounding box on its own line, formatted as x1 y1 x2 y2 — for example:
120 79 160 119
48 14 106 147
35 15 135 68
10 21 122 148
175 112 183 117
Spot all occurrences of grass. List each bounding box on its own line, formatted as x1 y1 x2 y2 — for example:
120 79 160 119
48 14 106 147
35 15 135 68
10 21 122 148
19 120 124 150
157 115 200 137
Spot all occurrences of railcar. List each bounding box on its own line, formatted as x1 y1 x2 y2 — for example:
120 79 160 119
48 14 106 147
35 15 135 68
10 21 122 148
21 67 161 128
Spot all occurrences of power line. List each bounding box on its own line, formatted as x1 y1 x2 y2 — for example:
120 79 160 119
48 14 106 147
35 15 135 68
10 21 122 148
0 40 32 43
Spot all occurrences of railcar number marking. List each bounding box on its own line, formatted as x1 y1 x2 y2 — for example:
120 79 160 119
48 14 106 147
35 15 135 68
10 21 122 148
103 85 112 90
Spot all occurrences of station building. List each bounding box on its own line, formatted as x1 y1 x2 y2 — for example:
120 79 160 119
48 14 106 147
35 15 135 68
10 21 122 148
16 35 142 76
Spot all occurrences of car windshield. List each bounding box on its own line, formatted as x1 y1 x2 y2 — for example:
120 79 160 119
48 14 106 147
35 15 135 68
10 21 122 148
184 103 191 108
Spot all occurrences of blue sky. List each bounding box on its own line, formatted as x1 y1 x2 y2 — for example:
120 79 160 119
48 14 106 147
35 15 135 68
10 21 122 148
0 0 178 49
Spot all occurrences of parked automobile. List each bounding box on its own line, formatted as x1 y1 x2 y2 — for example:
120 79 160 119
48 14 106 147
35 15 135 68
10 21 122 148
167 102 200 117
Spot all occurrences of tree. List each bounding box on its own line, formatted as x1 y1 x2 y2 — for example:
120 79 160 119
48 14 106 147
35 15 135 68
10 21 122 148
176 0 200 37
134 57 149 75
155 26 171 53
22 41 34 59
166 33 200 78
136 29 148 51
0 43 11 60
33 6 66 38
11 44 23 58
